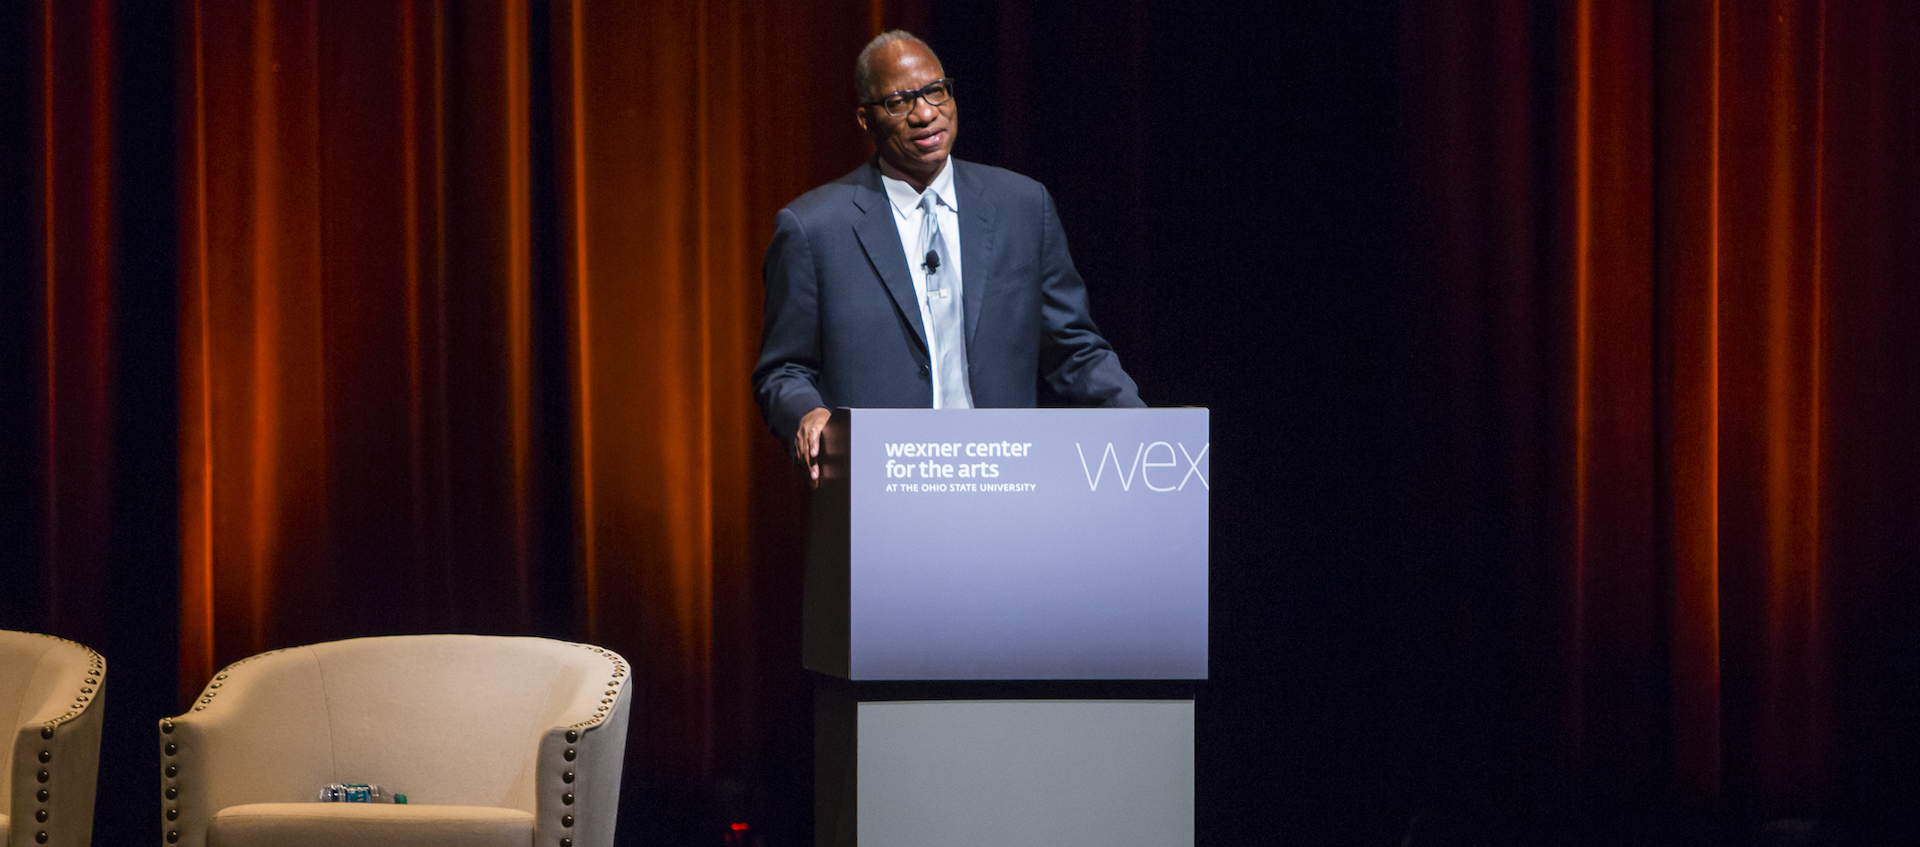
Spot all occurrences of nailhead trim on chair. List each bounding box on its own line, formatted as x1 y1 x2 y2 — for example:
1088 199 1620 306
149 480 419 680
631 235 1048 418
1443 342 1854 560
15 633 106 847
187 648 286 712
551 644 628 845
162 716 180 833
162 648 294 836
18 634 107 724
562 644 629 729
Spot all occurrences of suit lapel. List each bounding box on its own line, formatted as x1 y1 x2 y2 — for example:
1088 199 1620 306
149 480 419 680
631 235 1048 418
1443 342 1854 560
954 160 997 349
850 163 929 355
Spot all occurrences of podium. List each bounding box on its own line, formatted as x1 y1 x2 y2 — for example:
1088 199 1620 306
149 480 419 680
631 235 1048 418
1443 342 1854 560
806 408 1208 847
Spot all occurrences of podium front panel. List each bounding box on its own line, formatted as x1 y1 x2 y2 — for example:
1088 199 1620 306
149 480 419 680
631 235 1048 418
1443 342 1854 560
855 699 1194 846
807 407 1208 680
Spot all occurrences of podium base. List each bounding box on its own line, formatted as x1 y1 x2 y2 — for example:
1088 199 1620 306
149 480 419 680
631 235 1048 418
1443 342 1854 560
816 679 1195 847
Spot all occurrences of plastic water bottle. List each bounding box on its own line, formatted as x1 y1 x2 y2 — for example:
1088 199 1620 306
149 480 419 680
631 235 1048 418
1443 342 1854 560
317 783 408 804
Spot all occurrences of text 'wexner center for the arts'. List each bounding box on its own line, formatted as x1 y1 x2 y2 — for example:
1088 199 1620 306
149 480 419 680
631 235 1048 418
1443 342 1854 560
882 440 1035 482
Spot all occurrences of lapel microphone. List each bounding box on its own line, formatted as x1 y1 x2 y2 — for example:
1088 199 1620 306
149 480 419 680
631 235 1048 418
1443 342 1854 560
924 250 940 274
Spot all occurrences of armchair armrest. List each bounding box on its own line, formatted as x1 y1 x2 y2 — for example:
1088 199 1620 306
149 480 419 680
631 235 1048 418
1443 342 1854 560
533 646 632 847
9 645 104 847
159 649 334 847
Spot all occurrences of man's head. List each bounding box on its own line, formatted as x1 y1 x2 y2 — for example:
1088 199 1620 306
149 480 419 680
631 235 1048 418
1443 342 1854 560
854 31 957 189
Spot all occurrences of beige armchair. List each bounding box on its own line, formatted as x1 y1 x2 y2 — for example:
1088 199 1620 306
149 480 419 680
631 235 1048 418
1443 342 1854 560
2 631 105 847
158 634 632 847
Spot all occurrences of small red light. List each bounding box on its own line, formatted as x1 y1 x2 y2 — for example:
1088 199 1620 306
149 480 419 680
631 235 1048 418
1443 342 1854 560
731 823 749 831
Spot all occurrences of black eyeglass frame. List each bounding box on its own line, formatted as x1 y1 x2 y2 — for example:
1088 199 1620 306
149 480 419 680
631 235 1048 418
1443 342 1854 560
861 78 956 117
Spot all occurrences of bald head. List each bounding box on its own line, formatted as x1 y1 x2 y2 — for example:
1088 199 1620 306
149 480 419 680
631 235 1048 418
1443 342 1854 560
855 30 939 103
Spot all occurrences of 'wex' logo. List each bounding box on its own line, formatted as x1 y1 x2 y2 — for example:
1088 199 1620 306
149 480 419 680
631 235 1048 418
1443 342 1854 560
1075 442 1209 492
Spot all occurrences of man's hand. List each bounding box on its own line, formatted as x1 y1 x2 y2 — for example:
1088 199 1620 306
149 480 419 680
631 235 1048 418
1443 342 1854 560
794 407 832 487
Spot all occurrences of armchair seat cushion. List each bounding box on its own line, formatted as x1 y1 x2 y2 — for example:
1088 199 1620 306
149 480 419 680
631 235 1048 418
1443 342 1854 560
208 803 533 847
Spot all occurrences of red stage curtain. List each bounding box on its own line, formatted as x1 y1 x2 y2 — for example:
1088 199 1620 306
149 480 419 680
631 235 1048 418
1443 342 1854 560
174 0 874 787
544 0 874 781
177 0 548 687
1403 0 1920 826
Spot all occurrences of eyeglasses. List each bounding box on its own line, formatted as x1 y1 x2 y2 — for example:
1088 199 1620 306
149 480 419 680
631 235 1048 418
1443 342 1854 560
863 78 955 117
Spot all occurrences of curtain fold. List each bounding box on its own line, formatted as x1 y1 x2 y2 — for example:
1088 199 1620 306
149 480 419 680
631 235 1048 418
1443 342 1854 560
20 0 118 644
1563 0 1662 802
1707 0 1831 814
1652 0 1724 806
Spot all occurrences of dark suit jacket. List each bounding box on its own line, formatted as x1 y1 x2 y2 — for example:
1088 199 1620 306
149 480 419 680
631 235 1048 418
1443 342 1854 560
753 158 1142 443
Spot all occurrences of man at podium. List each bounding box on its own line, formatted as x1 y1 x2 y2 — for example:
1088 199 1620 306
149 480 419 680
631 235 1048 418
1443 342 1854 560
752 30 1143 484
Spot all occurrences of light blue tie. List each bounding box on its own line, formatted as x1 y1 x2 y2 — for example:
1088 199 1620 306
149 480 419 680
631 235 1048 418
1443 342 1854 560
919 191 970 408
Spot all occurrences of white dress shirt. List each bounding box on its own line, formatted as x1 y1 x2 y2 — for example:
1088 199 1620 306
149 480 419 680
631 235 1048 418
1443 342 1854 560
879 163 973 408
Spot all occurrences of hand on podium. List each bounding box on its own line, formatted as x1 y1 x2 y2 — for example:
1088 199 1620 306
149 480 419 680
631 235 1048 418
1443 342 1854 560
795 407 832 487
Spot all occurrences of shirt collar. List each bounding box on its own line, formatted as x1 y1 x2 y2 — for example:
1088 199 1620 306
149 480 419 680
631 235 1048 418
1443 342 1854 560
881 159 959 220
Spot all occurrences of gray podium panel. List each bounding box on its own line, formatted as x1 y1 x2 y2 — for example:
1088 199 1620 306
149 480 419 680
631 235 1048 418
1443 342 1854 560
850 699 1193 847
805 408 1209 680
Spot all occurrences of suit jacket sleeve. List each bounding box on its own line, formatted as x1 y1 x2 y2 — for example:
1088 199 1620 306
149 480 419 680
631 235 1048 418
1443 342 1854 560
752 206 828 443
1036 187 1145 407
